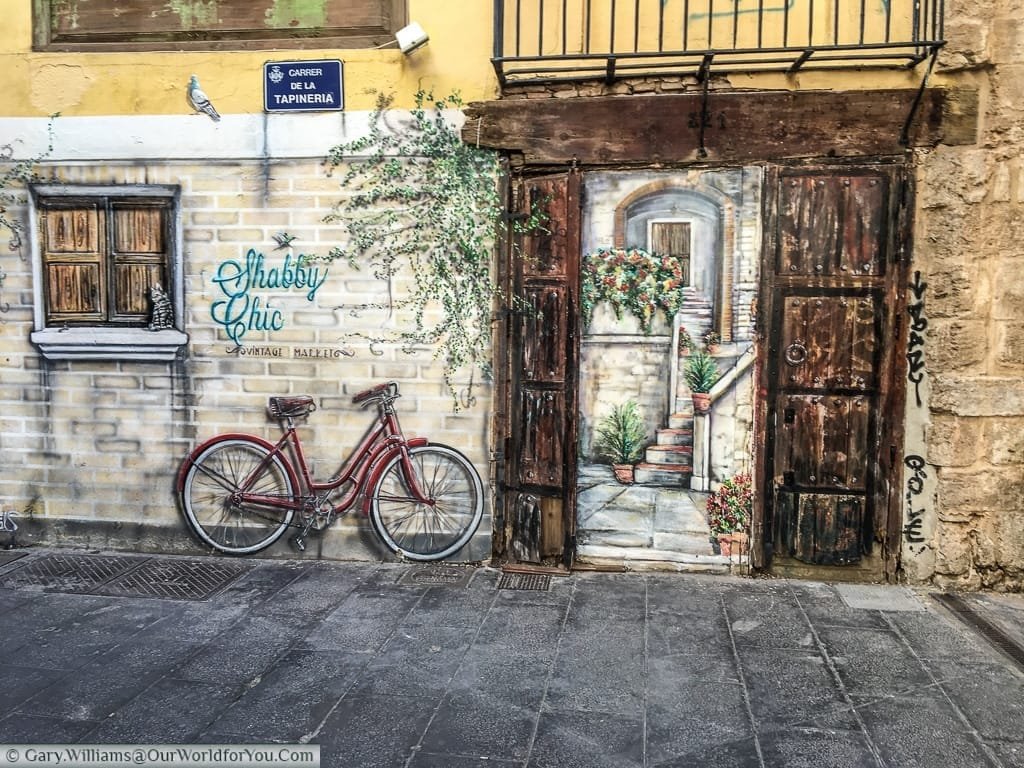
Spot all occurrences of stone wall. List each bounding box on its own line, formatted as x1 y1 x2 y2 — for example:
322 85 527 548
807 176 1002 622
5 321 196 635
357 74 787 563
904 0 1024 589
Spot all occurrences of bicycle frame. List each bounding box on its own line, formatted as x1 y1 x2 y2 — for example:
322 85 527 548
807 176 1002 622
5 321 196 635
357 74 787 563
176 402 432 519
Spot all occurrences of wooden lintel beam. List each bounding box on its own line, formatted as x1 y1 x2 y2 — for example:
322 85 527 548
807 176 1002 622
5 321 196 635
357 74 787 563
462 88 976 167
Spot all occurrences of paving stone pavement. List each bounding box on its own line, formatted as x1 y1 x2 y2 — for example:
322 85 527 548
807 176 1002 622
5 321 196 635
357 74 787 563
1 549 1024 768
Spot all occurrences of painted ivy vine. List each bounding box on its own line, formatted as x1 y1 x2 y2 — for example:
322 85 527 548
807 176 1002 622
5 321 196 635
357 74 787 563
324 91 536 409
0 117 56 319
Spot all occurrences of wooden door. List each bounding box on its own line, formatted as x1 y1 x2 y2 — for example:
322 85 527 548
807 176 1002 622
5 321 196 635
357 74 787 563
495 172 581 567
759 165 908 575
651 222 691 285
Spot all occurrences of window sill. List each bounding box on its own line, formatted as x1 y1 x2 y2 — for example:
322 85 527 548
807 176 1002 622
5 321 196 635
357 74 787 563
31 327 189 362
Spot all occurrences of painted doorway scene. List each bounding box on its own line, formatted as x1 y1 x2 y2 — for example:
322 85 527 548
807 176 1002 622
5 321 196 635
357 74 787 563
576 169 762 568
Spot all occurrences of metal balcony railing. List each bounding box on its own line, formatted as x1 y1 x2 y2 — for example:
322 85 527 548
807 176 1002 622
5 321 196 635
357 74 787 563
492 0 945 85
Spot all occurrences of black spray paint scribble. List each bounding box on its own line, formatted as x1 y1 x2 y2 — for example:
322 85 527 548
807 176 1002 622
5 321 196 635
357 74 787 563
907 271 927 407
903 454 927 552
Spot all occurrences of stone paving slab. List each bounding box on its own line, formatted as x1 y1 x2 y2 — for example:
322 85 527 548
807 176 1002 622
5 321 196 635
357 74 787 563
0 549 1023 768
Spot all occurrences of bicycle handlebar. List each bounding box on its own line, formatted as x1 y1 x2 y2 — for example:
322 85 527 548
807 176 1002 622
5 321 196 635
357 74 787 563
352 381 399 405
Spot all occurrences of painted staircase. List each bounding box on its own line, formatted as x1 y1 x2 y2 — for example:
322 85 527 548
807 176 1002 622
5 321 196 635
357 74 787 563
634 288 715 488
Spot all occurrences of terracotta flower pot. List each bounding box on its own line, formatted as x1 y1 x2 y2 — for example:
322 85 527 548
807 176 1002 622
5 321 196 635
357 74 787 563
691 392 712 414
717 532 749 557
612 463 635 484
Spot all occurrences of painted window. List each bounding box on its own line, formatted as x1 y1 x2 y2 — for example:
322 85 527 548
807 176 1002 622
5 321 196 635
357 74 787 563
33 0 406 52
650 221 692 285
29 185 188 361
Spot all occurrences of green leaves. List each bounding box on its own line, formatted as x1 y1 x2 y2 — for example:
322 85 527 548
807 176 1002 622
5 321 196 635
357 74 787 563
0 115 57 246
683 349 720 393
581 247 687 333
323 91 504 409
594 401 647 465
706 473 752 534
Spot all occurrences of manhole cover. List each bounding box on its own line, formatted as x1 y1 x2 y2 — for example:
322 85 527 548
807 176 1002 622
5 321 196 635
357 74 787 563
95 558 250 601
497 573 551 591
0 551 28 567
0 553 143 593
398 565 474 588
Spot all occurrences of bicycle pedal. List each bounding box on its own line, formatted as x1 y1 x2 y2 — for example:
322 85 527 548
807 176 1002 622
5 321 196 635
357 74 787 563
290 534 306 552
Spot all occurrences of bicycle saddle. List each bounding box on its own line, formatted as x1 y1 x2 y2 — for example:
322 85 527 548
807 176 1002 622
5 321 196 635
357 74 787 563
268 396 315 418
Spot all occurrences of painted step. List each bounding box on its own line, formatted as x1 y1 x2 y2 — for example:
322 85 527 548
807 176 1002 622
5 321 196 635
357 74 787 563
673 397 697 413
645 445 693 465
656 428 693 446
669 412 694 429
634 463 692 486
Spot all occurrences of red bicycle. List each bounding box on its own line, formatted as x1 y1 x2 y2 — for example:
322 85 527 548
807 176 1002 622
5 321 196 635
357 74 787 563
176 381 484 560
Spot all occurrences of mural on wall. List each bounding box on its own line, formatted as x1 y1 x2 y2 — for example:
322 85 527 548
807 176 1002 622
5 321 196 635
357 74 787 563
576 168 762 566
210 247 331 351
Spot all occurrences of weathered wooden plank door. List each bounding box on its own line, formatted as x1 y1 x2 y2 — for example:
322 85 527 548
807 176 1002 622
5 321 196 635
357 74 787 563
759 165 908 575
495 172 581 568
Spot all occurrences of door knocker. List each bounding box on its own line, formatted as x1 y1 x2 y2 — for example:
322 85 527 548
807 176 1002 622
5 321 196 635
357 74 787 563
784 341 808 366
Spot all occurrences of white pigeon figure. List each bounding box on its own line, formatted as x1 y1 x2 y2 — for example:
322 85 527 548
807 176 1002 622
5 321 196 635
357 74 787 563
187 75 220 121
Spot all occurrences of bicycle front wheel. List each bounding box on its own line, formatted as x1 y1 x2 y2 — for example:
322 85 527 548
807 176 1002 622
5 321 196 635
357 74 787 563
370 444 484 561
180 437 296 555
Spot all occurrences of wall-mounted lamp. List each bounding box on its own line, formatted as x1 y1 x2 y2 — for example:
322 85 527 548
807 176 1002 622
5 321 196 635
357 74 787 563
394 22 429 54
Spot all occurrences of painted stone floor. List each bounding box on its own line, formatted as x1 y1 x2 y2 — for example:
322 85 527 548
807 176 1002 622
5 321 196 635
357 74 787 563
577 464 741 572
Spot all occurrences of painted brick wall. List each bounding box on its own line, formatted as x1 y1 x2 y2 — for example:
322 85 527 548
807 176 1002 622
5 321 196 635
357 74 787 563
0 153 494 561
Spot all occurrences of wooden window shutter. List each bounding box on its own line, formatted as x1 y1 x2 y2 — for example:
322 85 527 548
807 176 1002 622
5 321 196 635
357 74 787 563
651 221 692 285
40 204 106 323
111 203 168 320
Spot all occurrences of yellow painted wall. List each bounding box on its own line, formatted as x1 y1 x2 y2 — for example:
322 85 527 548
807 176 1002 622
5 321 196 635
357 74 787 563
4 0 966 120
1 1 498 117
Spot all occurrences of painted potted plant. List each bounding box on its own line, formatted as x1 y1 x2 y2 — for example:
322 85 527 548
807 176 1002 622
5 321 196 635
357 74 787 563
707 473 752 557
677 326 695 357
594 400 646 484
684 350 719 413
702 328 721 353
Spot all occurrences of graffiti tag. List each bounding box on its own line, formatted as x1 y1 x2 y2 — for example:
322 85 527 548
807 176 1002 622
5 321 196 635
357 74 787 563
902 453 927 551
211 249 328 347
906 271 927 407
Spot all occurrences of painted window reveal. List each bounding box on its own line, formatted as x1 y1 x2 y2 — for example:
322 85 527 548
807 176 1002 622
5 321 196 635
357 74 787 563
34 0 406 51
28 185 187 361
37 196 172 327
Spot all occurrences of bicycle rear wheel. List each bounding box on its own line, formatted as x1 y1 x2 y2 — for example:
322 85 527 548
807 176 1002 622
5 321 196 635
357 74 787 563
370 444 484 561
180 437 296 555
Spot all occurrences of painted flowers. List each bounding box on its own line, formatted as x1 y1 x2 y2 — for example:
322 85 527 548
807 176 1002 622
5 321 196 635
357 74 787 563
706 473 753 535
581 247 687 333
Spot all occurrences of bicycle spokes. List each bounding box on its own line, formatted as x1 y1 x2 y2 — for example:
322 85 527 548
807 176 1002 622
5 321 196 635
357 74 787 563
370 445 483 560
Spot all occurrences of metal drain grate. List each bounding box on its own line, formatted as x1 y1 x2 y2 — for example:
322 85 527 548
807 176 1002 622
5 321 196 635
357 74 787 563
933 592 1024 674
0 553 250 601
497 572 551 591
398 565 474 588
0 553 142 593
95 558 250 601
0 551 28 568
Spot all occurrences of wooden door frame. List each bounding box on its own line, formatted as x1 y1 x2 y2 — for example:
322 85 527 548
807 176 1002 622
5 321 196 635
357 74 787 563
752 159 913 580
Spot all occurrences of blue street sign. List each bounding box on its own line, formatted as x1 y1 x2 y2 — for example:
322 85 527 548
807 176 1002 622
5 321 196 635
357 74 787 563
264 60 344 112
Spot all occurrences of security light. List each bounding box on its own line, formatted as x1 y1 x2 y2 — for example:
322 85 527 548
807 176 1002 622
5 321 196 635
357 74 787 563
395 22 429 55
